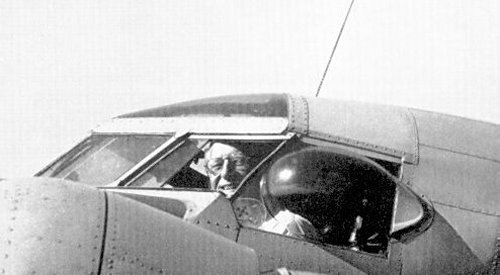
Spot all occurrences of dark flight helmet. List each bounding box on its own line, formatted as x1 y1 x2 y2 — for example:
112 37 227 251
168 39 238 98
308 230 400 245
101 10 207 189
261 147 381 244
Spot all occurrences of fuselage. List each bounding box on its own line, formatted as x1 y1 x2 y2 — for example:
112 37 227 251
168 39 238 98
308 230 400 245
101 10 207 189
1 93 498 274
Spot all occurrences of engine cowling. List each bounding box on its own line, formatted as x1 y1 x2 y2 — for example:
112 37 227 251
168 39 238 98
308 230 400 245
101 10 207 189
0 178 259 274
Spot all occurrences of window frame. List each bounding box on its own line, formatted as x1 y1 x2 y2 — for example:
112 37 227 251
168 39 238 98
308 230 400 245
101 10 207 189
35 133 174 185
117 132 295 191
113 131 191 187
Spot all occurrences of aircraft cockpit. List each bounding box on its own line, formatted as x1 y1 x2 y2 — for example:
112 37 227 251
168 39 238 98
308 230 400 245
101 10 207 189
37 130 406 255
14 94 493 274
34 94 434 264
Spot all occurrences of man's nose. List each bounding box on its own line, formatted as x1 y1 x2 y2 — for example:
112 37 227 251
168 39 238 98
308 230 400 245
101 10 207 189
220 158 230 179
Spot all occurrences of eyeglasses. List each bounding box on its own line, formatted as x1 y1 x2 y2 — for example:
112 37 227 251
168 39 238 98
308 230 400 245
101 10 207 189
205 155 249 176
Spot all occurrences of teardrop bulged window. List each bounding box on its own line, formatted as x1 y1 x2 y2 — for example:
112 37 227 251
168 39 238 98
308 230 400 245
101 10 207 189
260 147 397 254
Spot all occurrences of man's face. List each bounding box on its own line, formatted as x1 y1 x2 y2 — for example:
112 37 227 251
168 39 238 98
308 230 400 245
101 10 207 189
205 143 249 194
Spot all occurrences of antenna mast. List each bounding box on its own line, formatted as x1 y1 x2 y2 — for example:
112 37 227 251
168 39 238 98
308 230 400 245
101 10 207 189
315 0 356 97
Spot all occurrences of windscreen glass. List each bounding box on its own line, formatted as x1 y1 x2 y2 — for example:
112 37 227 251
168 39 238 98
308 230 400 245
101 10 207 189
127 139 280 195
128 139 208 189
38 135 170 186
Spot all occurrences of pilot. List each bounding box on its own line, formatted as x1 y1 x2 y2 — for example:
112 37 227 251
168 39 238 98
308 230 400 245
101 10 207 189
260 148 360 245
204 142 250 195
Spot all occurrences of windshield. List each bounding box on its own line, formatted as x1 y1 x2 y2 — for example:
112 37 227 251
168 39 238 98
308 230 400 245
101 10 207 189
38 134 171 186
127 139 208 188
127 139 281 195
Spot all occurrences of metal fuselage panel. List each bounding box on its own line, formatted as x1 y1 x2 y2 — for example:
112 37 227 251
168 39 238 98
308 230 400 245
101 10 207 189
102 191 257 274
0 178 260 275
0 178 106 274
405 145 499 267
399 212 486 274
103 188 243 245
303 97 418 163
411 108 500 163
237 228 367 274
404 109 500 267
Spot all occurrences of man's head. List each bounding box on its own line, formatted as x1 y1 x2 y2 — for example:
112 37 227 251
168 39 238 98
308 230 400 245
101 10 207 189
204 142 249 194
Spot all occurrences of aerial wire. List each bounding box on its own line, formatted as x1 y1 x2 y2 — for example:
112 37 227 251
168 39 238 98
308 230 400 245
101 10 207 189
315 0 356 97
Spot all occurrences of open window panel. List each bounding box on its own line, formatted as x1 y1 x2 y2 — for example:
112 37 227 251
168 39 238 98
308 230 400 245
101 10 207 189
233 141 428 256
123 135 286 191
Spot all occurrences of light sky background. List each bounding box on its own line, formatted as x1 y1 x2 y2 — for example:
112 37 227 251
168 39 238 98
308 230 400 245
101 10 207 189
1 1 499 178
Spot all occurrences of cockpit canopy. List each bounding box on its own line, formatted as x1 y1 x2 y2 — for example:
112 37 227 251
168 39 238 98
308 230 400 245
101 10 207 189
36 94 434 256
261 148 396 249
119 94 288 118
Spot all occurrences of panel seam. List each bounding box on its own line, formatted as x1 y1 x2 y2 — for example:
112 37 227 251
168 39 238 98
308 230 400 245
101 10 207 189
97 191 109 275
420 143 500 164
432 200 499 217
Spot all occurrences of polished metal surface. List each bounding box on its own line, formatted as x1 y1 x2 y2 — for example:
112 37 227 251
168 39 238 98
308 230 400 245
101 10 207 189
0 178 105 274
400 213 485 274
305 97 418 163
101 192 258 274
0 178 259 275
411 109 500 162
238 228 367 274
